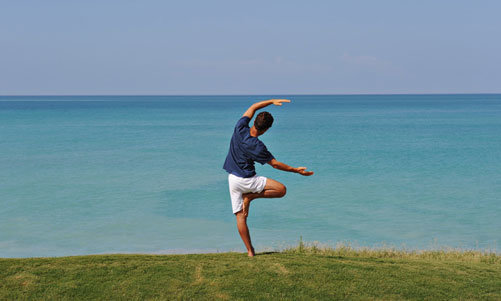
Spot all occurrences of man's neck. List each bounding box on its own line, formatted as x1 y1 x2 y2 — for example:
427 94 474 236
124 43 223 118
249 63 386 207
250 126 259 137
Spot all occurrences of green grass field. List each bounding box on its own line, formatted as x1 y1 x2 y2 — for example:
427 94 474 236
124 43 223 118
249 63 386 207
1 244 500 300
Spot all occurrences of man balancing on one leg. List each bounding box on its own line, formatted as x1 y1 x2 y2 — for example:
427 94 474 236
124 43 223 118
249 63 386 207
223 99 314 257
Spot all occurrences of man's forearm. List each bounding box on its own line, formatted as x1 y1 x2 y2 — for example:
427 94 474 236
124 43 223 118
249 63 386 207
269 160 298 173
251 100 274 111
268 158 314 176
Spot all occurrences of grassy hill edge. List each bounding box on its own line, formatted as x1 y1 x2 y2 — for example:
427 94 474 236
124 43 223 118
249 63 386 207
1 244 500 300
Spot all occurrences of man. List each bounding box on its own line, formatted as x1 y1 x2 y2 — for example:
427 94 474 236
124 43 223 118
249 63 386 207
223 99 314 257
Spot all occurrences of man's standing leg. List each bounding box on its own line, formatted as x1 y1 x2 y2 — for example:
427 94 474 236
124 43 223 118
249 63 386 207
235 211 255 257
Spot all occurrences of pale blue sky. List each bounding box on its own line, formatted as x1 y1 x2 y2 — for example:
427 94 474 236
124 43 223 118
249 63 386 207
1 0 500 95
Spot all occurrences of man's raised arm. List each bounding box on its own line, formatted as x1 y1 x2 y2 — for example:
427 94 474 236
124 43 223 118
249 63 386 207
243 99 291 119
267 158 314 176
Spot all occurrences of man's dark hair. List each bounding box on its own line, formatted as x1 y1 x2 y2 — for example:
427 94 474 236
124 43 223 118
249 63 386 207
254 111 274 131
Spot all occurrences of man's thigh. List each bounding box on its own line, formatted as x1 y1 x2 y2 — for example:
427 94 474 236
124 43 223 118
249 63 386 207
263 178 286 191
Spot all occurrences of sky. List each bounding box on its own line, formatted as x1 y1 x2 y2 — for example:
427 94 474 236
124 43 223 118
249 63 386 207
1 0 500 95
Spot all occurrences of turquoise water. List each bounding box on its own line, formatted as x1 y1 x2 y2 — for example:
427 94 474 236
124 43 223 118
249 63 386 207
1 95 500 257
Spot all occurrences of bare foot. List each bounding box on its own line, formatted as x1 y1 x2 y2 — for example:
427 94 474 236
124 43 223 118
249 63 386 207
242 196 251 217
248 247 255 257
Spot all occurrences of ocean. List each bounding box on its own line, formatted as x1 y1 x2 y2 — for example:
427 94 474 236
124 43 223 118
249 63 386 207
1 94 500 257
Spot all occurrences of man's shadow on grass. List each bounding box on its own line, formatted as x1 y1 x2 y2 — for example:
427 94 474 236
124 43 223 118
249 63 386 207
255 251 279 256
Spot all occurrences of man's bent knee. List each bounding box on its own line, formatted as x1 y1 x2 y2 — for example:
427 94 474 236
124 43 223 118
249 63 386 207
279 184 287 197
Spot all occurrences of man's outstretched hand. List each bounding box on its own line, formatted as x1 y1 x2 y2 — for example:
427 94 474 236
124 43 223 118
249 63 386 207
270 99 291 106
296 167 314 176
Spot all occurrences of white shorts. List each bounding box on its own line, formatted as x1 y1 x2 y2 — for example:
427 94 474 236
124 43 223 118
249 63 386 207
228 173 267 214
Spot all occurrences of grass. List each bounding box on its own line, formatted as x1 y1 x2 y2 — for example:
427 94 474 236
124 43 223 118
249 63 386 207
1 243 500 300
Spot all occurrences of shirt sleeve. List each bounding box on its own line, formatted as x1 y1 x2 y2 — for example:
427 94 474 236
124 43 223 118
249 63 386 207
235 116 250 129
249 142 274 165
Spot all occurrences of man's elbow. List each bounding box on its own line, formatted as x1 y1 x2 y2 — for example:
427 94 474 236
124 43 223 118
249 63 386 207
268 160 280 169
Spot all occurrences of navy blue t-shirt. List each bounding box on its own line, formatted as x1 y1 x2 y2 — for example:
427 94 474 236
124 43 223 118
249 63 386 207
223 116 274 178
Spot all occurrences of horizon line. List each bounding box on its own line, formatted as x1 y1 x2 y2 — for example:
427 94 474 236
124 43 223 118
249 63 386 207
1 92 501 97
